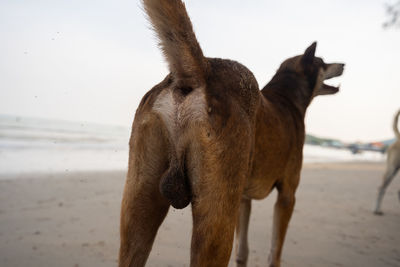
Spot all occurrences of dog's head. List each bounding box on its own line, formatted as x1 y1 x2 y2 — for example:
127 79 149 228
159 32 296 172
278 42 345 100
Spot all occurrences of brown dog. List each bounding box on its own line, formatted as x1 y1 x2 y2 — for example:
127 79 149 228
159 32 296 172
119 1 345 266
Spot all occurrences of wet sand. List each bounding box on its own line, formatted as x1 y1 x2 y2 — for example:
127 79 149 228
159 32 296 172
0 162 399 267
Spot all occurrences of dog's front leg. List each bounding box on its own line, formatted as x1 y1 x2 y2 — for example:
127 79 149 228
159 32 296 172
268 185 296 267
235 198 252 267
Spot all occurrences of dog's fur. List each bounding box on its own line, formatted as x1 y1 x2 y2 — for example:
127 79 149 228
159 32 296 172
374 110 400 215
119 1 344 266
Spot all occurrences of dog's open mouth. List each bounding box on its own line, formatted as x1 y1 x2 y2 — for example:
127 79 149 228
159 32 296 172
320 79 341 95
318 63 345 95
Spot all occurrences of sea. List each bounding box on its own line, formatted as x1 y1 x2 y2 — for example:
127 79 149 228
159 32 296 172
0 115 129 175
0 115 385 176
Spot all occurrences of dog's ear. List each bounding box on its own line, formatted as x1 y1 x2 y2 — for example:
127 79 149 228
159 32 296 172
301 42 317 66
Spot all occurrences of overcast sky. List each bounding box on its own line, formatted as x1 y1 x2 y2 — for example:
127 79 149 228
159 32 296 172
1 0 399 142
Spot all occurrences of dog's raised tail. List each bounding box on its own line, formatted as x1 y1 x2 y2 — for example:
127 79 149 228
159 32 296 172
142 0 207 85
394 109 400 139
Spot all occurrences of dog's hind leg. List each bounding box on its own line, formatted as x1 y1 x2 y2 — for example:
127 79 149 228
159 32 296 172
189 121 252 267
190 168 247 267
268 179 298 267
235 198 252 267
119 115 170 267
374 165 399 215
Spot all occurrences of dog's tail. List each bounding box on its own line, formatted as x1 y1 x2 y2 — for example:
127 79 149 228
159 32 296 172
394 109 400 139
142 0 208 86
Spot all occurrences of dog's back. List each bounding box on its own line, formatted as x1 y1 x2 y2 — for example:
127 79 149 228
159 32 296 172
387 110 400 161
393 110 400 141
387 110 400 155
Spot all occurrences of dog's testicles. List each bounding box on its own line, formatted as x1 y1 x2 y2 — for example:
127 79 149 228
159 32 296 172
160 161 191 209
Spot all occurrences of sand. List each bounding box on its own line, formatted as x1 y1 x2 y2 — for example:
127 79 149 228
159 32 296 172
0 162 399 267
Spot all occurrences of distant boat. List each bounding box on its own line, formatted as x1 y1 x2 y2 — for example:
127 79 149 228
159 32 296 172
347 139 395 154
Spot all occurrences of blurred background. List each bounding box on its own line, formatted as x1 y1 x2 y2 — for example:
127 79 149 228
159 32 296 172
1 0 400 174
0 1 399 267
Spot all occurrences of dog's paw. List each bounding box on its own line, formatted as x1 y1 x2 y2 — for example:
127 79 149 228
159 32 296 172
236 258 247 267
373 210 384 216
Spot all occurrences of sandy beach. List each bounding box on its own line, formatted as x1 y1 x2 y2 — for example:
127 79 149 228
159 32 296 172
0 162 399 267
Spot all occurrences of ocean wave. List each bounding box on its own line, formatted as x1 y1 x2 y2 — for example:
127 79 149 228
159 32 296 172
0 115 386 176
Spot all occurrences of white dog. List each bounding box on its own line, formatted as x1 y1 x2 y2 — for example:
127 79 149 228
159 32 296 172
374 109 400 215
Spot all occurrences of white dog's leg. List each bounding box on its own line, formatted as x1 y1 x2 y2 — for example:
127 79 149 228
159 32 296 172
374 166 399 215
235 198 251 267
